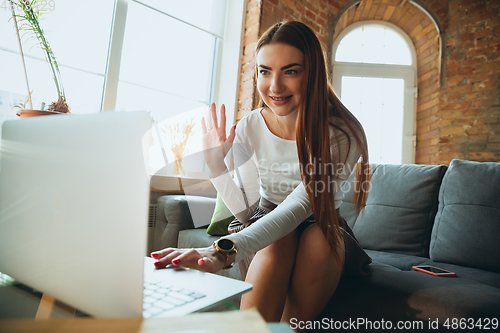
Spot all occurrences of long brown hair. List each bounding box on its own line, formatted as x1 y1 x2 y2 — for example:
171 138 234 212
255 21 370 266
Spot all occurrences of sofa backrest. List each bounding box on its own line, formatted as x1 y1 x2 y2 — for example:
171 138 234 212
430 159 500 273
340 163 447 257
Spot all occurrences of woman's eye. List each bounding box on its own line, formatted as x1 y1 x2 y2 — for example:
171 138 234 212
285 70 298 75
259 70 269 75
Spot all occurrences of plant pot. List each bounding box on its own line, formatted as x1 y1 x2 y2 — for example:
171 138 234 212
17 109 67 118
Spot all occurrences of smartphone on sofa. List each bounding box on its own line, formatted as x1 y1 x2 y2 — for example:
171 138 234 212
412 265 457 277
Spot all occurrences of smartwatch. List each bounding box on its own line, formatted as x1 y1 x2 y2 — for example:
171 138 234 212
213 238 237 270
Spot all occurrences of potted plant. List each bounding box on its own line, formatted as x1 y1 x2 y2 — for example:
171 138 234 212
8 0 70 118
159 118 197 176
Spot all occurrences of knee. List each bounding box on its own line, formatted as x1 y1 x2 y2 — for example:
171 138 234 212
260 230 299 262
299 226 344 267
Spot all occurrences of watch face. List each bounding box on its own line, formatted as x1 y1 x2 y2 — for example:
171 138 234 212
218 239 234 251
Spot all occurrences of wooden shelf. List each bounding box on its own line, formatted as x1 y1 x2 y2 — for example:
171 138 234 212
149 174 216 197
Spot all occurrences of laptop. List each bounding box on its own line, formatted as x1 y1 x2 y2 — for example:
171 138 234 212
0 111 251 318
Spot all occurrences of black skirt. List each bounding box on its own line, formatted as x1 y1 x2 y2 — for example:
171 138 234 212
228 197 372 279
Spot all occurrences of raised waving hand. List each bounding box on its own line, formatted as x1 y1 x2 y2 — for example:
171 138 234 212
201 103 236 178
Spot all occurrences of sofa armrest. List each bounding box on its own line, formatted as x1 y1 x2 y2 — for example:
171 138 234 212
153 195 216 250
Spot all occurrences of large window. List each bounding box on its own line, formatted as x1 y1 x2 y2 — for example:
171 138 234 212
0 0 245 176
115 0 227 121
332 22 417 164
0 0 114 117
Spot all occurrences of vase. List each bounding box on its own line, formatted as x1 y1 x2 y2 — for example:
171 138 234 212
17 109 67 118
174 159 186 176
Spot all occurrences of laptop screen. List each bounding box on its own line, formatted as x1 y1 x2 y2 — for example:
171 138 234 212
0 111 151 317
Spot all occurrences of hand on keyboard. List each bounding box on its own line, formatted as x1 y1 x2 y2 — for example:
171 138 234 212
150 246 226 273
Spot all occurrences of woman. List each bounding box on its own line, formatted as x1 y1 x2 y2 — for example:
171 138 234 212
151 21 371 325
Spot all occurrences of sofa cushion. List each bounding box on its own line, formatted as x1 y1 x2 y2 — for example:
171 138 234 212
418 259 500 289
154 195 216 249
340 164 447 257
366 249 500 289
316 262 500 332
430 159 500 273
364 249 428 271
179 228 219 248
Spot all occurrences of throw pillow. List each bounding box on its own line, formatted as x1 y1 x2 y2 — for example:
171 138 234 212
206 193 234 236
430 159 500 273
341 163 447 257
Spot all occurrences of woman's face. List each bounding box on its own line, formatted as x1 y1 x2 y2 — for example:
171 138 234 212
256 43 305 117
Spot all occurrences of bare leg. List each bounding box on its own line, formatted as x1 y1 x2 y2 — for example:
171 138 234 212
240 230 300 322
281 224 345 330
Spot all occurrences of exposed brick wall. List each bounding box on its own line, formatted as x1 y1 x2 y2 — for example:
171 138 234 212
236 0 500 164
238 0 262 120
438 0 500 163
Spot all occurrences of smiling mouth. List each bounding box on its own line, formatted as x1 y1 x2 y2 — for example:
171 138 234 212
270 96 292 101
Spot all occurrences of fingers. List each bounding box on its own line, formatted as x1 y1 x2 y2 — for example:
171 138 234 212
201 117 207 134
151 248 183 269
151 247 225 273
170 249 203 269
210 103 218 131
223 125 236 156
151 248 205 271
220 104 226 131
227 124 236 144
217 104 227 142
150 248 176 260
197 256 220 274
205 103 232 139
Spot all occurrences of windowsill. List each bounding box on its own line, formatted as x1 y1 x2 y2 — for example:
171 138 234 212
149 174 216 197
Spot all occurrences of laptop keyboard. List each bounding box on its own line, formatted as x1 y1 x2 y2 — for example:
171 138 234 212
142 276 206 318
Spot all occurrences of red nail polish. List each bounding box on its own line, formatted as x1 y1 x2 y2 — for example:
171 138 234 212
154 261 161 267
151 253 158 258
172 258 181 265
198 259 205 265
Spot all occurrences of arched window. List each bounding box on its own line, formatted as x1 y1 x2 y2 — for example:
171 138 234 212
332 21 417 164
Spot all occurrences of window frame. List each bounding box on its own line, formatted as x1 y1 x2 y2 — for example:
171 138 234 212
331 21 418 164
100 0 246 180
0 0 246 178
102 0 246 130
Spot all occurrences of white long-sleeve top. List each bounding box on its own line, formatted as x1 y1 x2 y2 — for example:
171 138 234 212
211 108 362 262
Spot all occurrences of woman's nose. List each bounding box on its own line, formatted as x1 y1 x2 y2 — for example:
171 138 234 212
270 75 284 94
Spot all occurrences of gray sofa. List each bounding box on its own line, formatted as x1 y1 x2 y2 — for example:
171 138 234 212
153 159 500 331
